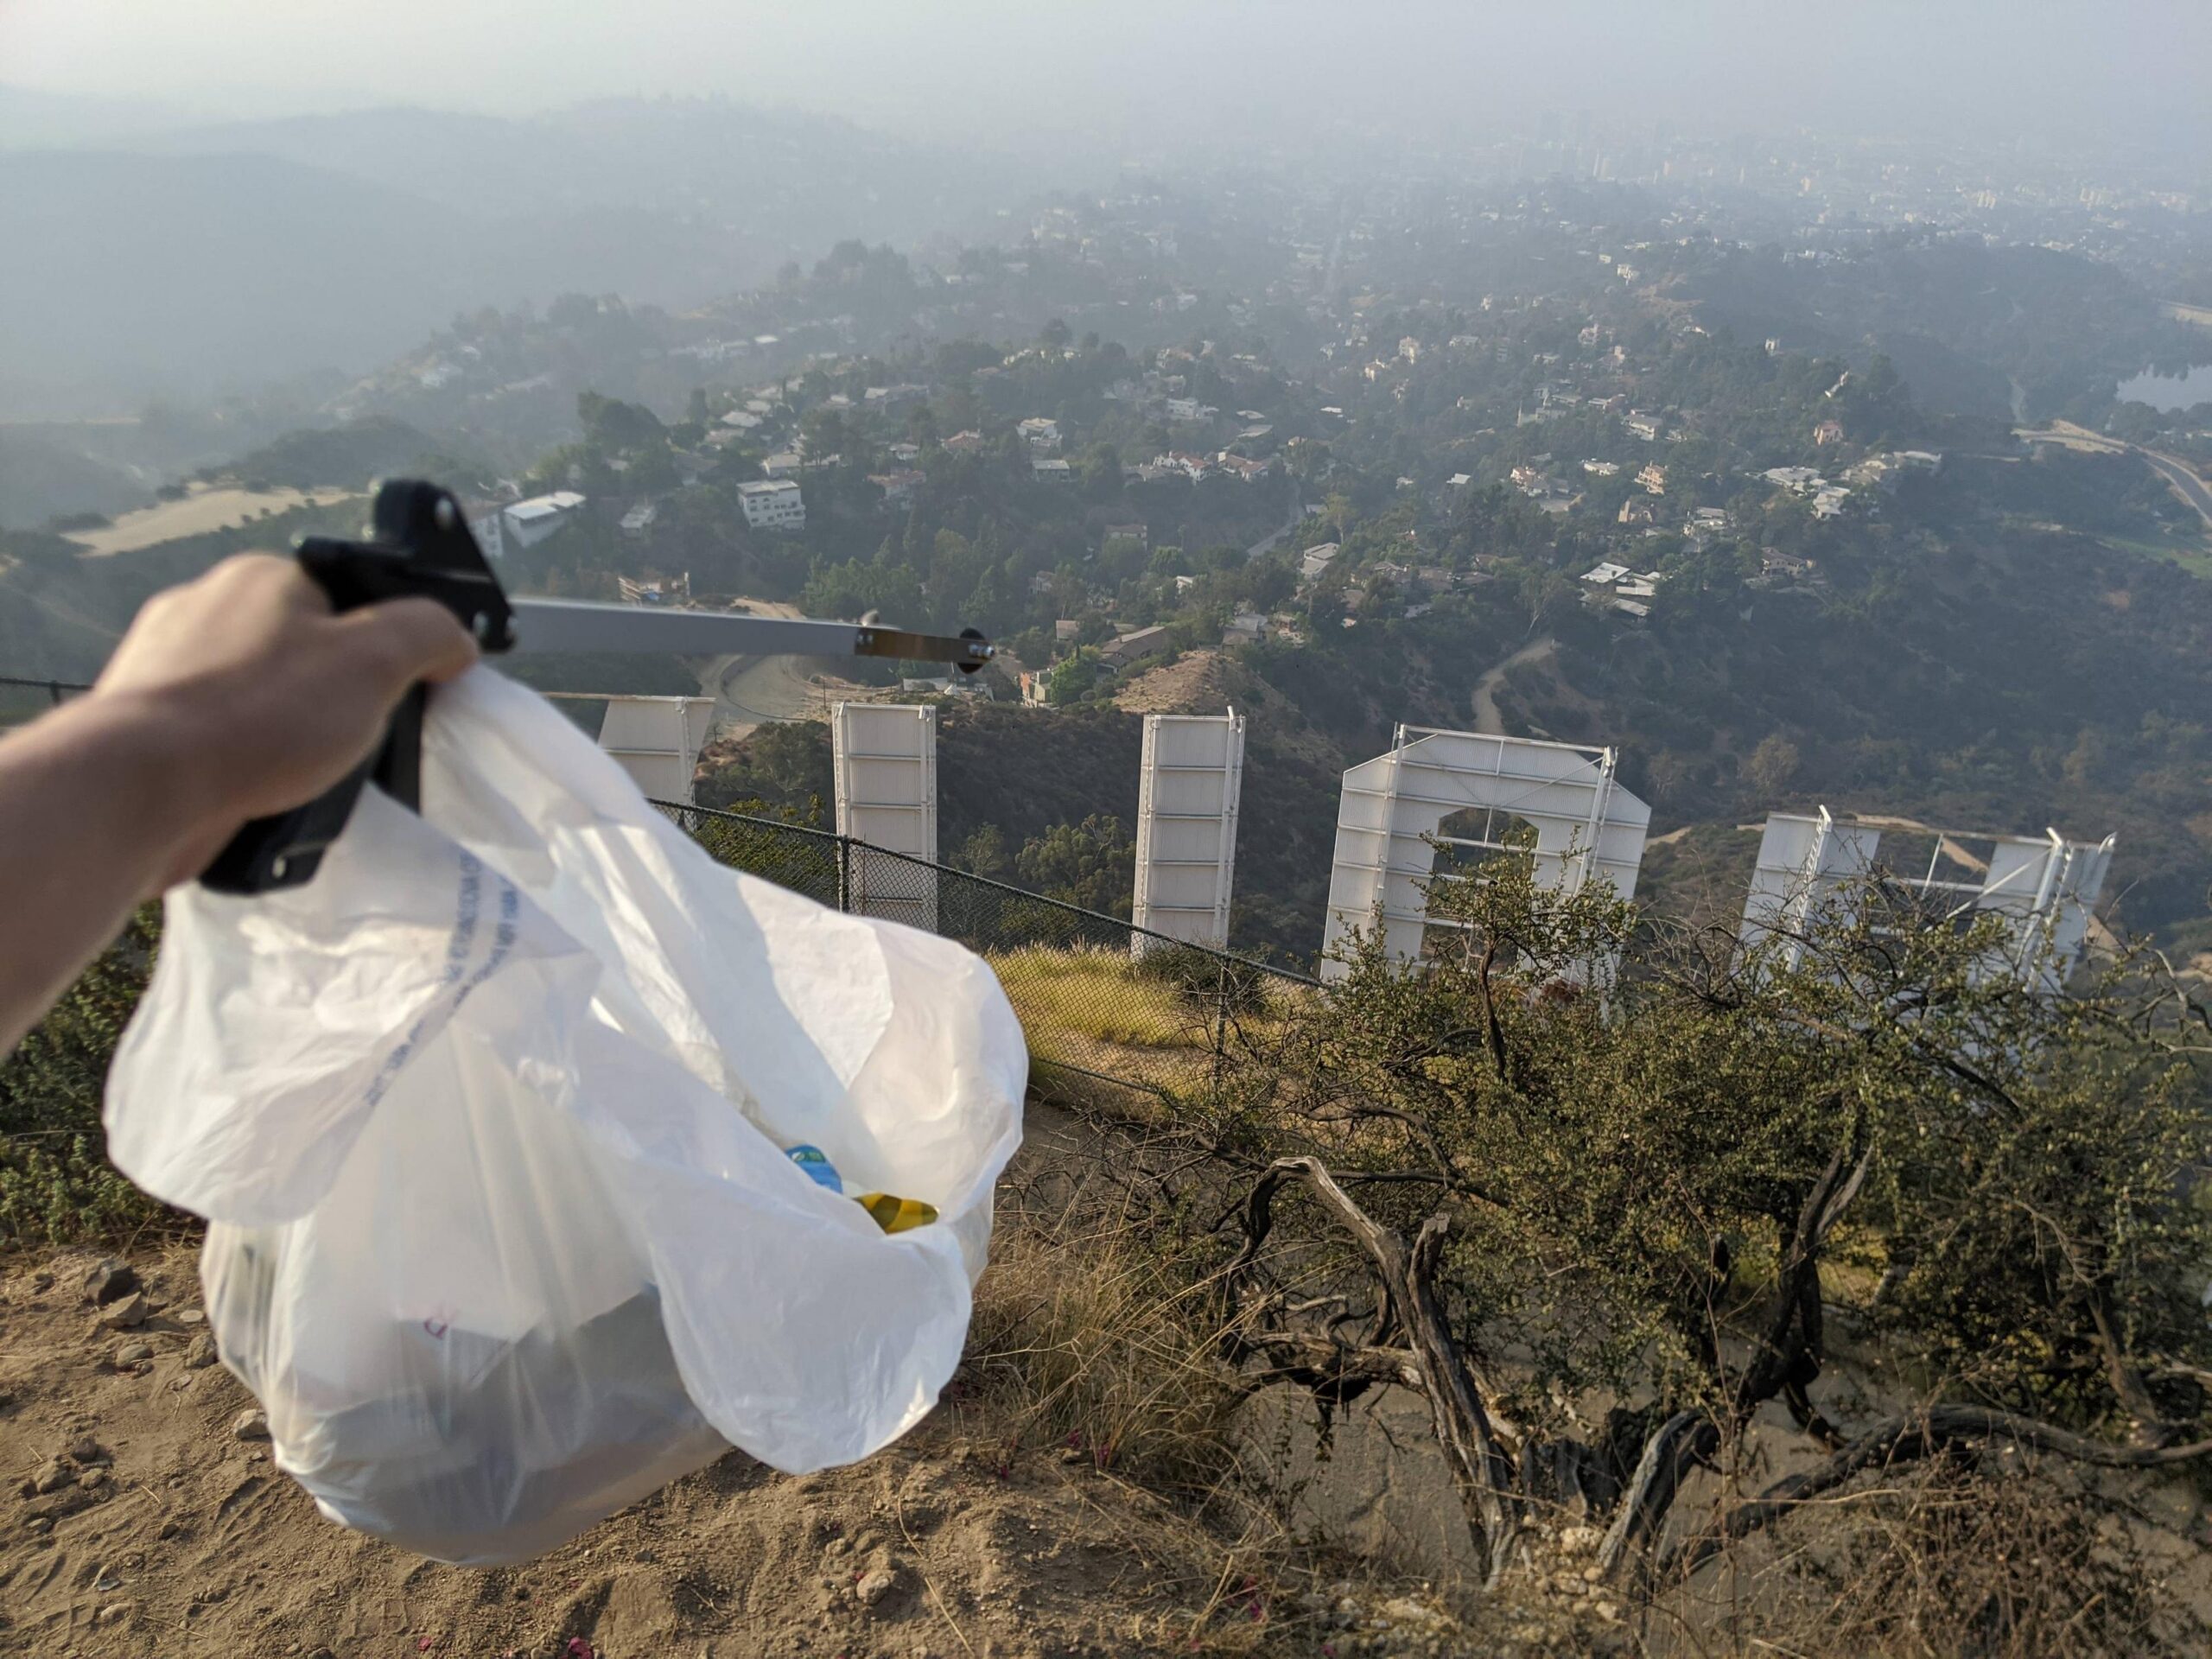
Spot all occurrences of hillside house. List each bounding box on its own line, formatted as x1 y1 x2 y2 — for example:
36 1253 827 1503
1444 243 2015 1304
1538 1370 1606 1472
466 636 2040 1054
1099 626 1175 672
868 469 925 508
501 491 587 550
736 479 805 532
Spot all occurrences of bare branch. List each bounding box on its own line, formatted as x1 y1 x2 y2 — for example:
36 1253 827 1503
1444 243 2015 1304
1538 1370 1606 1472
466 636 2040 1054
1598 1410 1717 1580
1222 1155 1522 1588
1662 1404 2212 1580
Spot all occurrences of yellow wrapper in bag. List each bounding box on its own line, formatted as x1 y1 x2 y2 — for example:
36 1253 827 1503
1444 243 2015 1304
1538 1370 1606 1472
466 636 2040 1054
854 1192 938 1234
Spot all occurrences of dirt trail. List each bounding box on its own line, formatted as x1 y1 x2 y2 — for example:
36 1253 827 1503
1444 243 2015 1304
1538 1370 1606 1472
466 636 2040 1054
1471 636 1554 734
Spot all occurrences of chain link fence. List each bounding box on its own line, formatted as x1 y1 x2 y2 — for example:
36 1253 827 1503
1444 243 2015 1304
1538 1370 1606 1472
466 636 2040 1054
657 802 1317 1101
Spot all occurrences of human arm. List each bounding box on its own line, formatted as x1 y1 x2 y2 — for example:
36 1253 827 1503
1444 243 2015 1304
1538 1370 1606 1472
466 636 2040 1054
0 554 478 1052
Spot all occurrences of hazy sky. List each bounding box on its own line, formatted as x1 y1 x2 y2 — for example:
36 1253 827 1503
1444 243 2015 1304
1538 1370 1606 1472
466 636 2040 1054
4 0 2208 161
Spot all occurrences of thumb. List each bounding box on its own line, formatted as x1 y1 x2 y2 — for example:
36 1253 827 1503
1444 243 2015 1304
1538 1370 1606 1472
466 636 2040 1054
338 597 482 691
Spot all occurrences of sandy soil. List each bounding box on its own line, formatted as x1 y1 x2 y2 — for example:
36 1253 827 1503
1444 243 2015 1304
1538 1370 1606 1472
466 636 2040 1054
67 488 359 557
0 1252 1261 1657
1110 651 1242 717
1 1109 1432 1658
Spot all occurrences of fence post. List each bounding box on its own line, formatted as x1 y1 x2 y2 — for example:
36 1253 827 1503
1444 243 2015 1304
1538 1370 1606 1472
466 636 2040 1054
1212 950 1230 1088
837 835 853 914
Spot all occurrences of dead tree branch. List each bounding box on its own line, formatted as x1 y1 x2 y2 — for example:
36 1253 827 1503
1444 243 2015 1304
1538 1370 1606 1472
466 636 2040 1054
1662 1404 2212 1580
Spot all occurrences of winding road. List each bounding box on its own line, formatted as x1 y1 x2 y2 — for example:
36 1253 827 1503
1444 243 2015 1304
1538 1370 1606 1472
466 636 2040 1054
702 650 841 734
1471 635 1555 734
679 597 845 737
1243 499 1307 563
2016 421 2212 536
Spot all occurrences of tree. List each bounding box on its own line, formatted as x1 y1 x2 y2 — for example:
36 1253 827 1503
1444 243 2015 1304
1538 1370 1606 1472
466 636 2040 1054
1746 732 1802 797
1014 815 1135 915
951 823 1013 880
1098 535 1150 585
1208 858 2212 1625
799 407 850 464
1045 650 1103 707
576 391 664 453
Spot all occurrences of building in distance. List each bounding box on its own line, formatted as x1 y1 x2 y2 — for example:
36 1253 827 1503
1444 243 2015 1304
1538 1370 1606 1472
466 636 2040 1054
737 479 805 532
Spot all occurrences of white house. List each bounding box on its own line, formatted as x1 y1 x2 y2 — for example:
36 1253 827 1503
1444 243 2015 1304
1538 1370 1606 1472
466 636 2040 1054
1016 416 1062 451
737 479 805 532
500 491 587 550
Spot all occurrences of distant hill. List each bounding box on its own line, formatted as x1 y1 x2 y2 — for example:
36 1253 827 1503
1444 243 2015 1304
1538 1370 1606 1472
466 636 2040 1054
208 416 479 492
0 83 194 148
0 150 518 415
143 99 1028 239
0 429 150 529
0 98 1044 418
1681 238 2180 421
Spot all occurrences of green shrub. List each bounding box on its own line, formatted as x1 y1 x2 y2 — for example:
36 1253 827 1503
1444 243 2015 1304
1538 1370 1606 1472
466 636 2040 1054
0 907 173 1246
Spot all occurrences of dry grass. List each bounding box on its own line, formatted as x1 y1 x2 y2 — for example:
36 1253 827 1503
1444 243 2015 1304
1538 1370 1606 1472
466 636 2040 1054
965 1200 1243 1492
64 485 357 555
1658 1456 2209 1658
991 944 1218 1052
957 1166 1328 1655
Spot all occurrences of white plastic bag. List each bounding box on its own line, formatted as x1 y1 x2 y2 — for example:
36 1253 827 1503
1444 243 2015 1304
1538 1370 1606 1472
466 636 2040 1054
105 668 1027 1563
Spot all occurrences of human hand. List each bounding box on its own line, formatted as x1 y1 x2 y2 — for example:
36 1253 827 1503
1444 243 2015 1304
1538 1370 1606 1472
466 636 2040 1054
94 554 479 890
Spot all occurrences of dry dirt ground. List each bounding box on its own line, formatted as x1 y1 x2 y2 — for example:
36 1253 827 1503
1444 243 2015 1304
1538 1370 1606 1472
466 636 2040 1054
0 1243 1304 1659
0 1106 1529 1659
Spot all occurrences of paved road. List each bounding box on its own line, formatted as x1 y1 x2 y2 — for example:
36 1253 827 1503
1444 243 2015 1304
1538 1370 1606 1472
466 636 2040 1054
677 597 844 736
699 650 840 735
2016 422 2212 535
2138 447 2212 530
1243 501 1306 563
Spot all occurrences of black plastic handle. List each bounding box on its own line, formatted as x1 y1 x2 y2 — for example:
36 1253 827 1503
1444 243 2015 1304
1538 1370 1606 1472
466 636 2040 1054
199 480 513 895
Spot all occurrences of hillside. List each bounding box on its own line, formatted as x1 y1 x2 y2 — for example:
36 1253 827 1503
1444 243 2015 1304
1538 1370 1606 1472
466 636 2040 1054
693 651 1350 965
0 99 1046 418
0 1116 1559 1658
